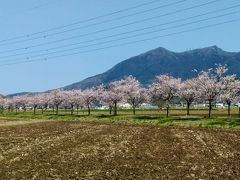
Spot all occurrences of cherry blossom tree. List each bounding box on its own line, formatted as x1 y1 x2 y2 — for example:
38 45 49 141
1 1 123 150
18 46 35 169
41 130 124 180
60 91 70 114
149 75 181 117
196 72 220 118
219 75 240 116
27 95 40 115
236 96 240 116
107 80 126 116
63 90 81 115
196 65 227 118
49 90 65 115
98 79 127 116
215 64 228 81
120 76 146 115
178 78 199 116
0 96 5 113
97 85 113 114
81 88 97 116
38 93 52 114
13 96 28 113
3 98 14 112
74 90 84 114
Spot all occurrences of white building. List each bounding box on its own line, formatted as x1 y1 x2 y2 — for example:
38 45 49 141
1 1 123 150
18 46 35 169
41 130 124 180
139 103 158 109
235 103 240 107
215 103 225 109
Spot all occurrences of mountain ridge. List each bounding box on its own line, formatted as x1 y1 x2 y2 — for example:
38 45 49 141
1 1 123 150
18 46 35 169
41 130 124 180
63 45 240 90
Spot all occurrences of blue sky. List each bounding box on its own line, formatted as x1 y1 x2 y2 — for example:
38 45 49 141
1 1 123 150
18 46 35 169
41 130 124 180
0 0 239 95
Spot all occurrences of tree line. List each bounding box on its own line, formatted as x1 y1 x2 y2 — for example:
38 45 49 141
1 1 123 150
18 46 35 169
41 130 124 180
0 65 239 117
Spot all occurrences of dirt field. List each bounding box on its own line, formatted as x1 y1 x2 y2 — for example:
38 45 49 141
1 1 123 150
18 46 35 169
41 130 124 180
0 120 240 179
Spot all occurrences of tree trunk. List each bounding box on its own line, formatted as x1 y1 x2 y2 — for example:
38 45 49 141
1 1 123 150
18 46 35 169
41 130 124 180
113 102 117 116
76 105 79 114
41 108 44 114
239 107 240 117
71 104 74 115
132 100 136 115
186 101 190 116
56 105 59 115
133 106 136 115
208 101 212 118
166 106 169 118
44 105 47 113
33 106 36 115
109 106 112 115
227 102 231 116
87 104 90 116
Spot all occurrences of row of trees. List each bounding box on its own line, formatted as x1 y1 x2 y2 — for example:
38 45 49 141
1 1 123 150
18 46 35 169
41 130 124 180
0 65 239 117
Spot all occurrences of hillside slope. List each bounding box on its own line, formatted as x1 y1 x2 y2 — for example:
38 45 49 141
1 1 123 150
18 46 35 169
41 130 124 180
63 46 240 90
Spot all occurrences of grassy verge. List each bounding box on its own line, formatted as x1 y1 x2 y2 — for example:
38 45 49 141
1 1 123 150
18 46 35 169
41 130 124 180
0 109 240 129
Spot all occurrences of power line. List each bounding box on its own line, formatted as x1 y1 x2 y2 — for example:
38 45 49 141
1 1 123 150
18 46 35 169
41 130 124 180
0 0 164 43
0 0 223 54
0 18 239 67
2 18 239 67
0 0 188 46
0 7 239 62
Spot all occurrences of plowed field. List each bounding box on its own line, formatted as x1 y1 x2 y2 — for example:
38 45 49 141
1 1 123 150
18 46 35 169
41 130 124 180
0 120 240 179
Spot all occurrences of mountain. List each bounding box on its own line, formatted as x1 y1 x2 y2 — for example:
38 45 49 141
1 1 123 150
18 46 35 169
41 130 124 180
63 46 240 90
7 92 39 98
